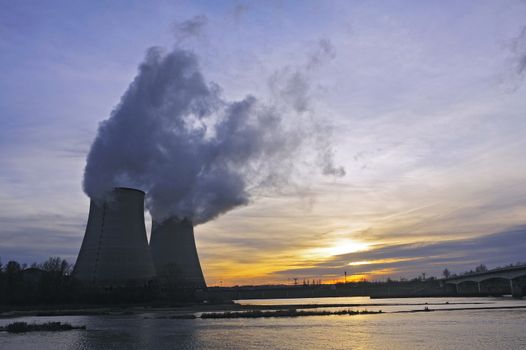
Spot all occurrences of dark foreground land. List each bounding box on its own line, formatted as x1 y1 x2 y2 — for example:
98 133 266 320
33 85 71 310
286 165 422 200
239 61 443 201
1 257 524 319
207 277 526 300
2 298 526 320
1 278 524 319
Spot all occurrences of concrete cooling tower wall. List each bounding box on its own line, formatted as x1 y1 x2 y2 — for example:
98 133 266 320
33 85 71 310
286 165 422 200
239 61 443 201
73 187 156 285
149 217 206 290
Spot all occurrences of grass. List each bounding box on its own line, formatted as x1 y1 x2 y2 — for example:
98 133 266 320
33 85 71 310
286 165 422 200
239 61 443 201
144 314 197 319
0 321 86 333
200 308 382 319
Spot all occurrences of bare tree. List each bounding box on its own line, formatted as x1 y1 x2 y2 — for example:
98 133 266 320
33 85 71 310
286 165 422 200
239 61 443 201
475 264 487 273
40 257 71 276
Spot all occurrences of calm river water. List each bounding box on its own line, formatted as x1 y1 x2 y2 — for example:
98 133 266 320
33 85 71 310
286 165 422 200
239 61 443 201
1 297 525 349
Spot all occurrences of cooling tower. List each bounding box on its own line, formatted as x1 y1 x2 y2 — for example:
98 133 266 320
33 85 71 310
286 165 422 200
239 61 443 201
149 217 206 290
73 187 156 285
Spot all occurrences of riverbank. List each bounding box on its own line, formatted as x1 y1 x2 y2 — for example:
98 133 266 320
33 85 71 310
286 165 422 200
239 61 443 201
0 302 240 319
2 298 524 319
2 297 524 350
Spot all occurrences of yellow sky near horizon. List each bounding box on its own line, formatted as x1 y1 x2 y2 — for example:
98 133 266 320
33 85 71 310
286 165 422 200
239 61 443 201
195 173 526 286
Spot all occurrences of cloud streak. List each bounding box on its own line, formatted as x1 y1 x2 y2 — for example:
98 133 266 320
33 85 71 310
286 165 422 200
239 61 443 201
512 26 526 76
173 15 209 43
273 226 526 280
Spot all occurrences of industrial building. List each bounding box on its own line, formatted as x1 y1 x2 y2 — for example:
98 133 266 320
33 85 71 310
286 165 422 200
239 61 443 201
149 217 207 290
73 187 156 285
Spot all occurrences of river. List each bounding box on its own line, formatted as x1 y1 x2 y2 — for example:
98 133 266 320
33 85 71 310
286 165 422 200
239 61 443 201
1 296 525 349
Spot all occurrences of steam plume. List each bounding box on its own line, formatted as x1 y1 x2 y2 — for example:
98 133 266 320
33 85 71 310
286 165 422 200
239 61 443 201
173 15 208 43
504 26 526 91
84 45 343 224
512 26 526 77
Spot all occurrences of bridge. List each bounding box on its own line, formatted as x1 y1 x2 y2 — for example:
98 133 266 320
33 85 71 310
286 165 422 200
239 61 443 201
443 265 526 297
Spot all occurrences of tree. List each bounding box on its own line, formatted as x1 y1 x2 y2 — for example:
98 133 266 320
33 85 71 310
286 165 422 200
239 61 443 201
40 257 71 276
60 259 71 275
475 264 487 273
4 261 22 303
41 257 61 272
442 268 451 279
37 257 73 304
5 261 21 275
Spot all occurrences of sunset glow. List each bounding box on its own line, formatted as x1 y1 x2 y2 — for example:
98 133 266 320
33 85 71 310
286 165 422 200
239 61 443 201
305 240 371 259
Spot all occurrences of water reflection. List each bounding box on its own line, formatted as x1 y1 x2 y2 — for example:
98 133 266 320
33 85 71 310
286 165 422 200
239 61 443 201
1 297 525 350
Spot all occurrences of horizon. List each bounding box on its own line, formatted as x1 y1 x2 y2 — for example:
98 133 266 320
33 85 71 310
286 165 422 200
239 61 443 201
6 252 524 287
1 0 526 287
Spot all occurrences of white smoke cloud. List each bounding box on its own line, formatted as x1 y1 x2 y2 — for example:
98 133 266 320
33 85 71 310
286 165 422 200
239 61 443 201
84 44 343 224
307 38 336 71
231 3 250 21
268 38 345 177
173 15 209 43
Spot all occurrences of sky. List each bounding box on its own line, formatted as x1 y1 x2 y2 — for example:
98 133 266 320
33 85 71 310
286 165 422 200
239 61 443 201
1 0 526 286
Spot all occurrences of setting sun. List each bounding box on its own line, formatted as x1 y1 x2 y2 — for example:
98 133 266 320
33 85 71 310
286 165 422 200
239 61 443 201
305 239 371 259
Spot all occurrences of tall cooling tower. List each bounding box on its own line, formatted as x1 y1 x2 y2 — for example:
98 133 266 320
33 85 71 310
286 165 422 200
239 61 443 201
73 187 156 285
149 217 206 290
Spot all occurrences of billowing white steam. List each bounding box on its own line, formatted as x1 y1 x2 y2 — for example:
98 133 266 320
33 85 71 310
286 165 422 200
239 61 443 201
84 46 343 224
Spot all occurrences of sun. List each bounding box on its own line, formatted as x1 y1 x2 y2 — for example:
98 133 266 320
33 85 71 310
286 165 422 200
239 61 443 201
305 239 371 259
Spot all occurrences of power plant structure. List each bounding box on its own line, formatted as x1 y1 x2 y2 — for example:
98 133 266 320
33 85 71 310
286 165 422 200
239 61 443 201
149 217 207 291
73 187 156 286
73 187 207 296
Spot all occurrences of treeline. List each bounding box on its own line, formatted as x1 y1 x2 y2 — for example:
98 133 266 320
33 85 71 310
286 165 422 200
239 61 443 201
0 257 158 306
442 262 526 279
0 257 77 305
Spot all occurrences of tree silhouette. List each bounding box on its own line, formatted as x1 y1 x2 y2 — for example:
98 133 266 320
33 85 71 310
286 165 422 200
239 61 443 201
475 264 487 273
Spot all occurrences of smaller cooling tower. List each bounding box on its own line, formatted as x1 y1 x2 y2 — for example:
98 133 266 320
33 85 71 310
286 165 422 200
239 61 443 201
149 217 206 290
73 187 156 285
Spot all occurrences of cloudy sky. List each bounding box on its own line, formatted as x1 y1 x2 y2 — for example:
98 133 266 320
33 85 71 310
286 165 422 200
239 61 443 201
1 0 526 286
